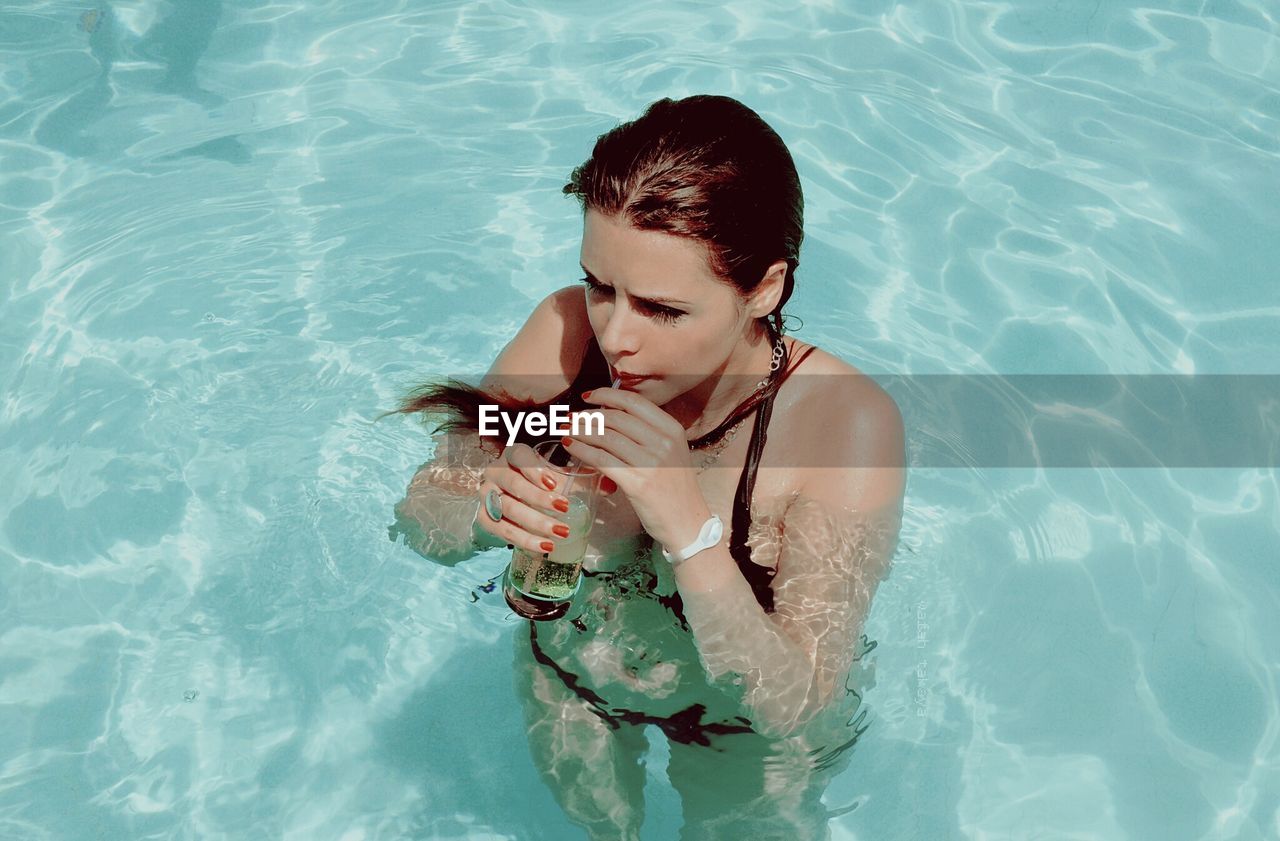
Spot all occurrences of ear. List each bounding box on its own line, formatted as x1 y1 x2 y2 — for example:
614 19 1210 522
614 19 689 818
747 260 789 318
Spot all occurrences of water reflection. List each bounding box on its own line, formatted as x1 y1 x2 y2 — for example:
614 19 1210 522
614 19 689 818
35 1 227 158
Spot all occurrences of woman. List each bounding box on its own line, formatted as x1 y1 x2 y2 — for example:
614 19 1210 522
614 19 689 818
390 95 905 840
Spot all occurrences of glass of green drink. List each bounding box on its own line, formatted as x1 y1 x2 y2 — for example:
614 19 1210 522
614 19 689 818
503 440 602 621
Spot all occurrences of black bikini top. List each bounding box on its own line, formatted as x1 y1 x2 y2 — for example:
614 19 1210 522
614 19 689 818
567 336 815 614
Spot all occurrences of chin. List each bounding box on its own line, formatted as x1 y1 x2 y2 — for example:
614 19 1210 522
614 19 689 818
618 378 654 393
625 378 677 405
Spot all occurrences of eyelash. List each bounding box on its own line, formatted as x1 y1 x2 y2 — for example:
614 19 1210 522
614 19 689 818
578 276 684 323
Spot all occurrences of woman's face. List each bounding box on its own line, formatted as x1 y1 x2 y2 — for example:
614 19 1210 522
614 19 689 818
579 209 756 403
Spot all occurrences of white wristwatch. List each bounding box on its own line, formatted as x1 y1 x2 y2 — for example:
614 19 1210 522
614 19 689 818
661 515 724 567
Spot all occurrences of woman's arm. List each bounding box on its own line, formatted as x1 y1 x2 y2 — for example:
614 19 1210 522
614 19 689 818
672 390 905 738
391 429 504 566
392 286 588 564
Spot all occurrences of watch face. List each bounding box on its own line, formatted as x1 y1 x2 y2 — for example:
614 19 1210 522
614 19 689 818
706 518 724 543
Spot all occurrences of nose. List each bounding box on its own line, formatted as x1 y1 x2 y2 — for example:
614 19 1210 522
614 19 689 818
596 302 642 362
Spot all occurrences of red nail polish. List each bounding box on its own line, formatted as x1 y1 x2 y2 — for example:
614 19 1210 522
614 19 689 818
553 524 570 538
581 390 592 400
540 541 555 552
542 474 557 490
553 498 569 513
561 436 573 448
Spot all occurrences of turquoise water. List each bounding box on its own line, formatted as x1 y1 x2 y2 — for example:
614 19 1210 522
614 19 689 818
2 1 1278 839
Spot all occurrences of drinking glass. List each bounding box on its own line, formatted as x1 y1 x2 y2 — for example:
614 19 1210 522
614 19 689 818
503 440 602 621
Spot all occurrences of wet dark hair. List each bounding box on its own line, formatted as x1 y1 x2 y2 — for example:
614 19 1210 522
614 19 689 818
389 95 804 440
564 94 803 338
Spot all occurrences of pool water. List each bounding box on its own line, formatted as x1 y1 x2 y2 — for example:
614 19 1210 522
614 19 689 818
2 1 1278 839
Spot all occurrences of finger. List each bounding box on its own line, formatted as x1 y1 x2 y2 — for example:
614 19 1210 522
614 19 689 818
477 484 575 554
572 408 662 451
495 461 557 516
495 493 577 553
494 466 573 531
581 387 683 437
560 436 629 486
503 442 563 492
565 426 650 469
489 445 576 546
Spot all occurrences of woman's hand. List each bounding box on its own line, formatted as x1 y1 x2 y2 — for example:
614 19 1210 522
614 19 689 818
474 443 576 554
562 388 712 551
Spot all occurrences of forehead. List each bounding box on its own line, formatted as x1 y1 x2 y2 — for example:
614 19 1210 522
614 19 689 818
580 209 718 286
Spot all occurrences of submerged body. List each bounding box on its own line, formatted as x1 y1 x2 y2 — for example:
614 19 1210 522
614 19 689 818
513 510 874 840
393 95 904 840
504 313 885 728
516 488 881 744
398 284 902 839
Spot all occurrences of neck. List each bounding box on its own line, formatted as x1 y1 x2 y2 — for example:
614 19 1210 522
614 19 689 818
664 323 779 440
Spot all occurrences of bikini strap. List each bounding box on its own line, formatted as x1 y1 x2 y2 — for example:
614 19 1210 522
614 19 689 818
727 343 817 613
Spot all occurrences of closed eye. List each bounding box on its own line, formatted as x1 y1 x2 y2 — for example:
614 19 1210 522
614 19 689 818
578 276 685 323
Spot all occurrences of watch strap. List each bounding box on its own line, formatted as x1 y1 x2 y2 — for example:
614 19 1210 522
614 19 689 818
661 514 724 566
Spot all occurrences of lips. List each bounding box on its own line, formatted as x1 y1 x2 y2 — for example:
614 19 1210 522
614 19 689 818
608 365 650 387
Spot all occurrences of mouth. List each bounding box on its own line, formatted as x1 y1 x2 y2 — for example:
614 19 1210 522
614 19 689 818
608 365 651 387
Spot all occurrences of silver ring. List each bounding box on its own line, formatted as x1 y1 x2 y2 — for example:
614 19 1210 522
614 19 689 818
484 488 503 522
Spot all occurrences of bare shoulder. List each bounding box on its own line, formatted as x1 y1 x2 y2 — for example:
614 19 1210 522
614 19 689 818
776 340 905 504
786 340 859 377
480 285 591 404
784 340 900 425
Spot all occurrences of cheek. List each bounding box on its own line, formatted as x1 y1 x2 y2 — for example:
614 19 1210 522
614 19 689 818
684 329 717 357
585 302 608 335
666 333 712 373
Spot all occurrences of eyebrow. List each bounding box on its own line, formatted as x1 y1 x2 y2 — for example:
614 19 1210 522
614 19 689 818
579 264 690 307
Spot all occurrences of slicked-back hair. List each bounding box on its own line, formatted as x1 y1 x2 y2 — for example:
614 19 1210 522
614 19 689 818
563 95 803 338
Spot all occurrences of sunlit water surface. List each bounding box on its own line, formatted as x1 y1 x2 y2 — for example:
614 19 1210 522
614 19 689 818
1 1 1278 839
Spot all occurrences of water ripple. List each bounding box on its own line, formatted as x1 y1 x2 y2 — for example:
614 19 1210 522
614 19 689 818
1 0 1277 838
